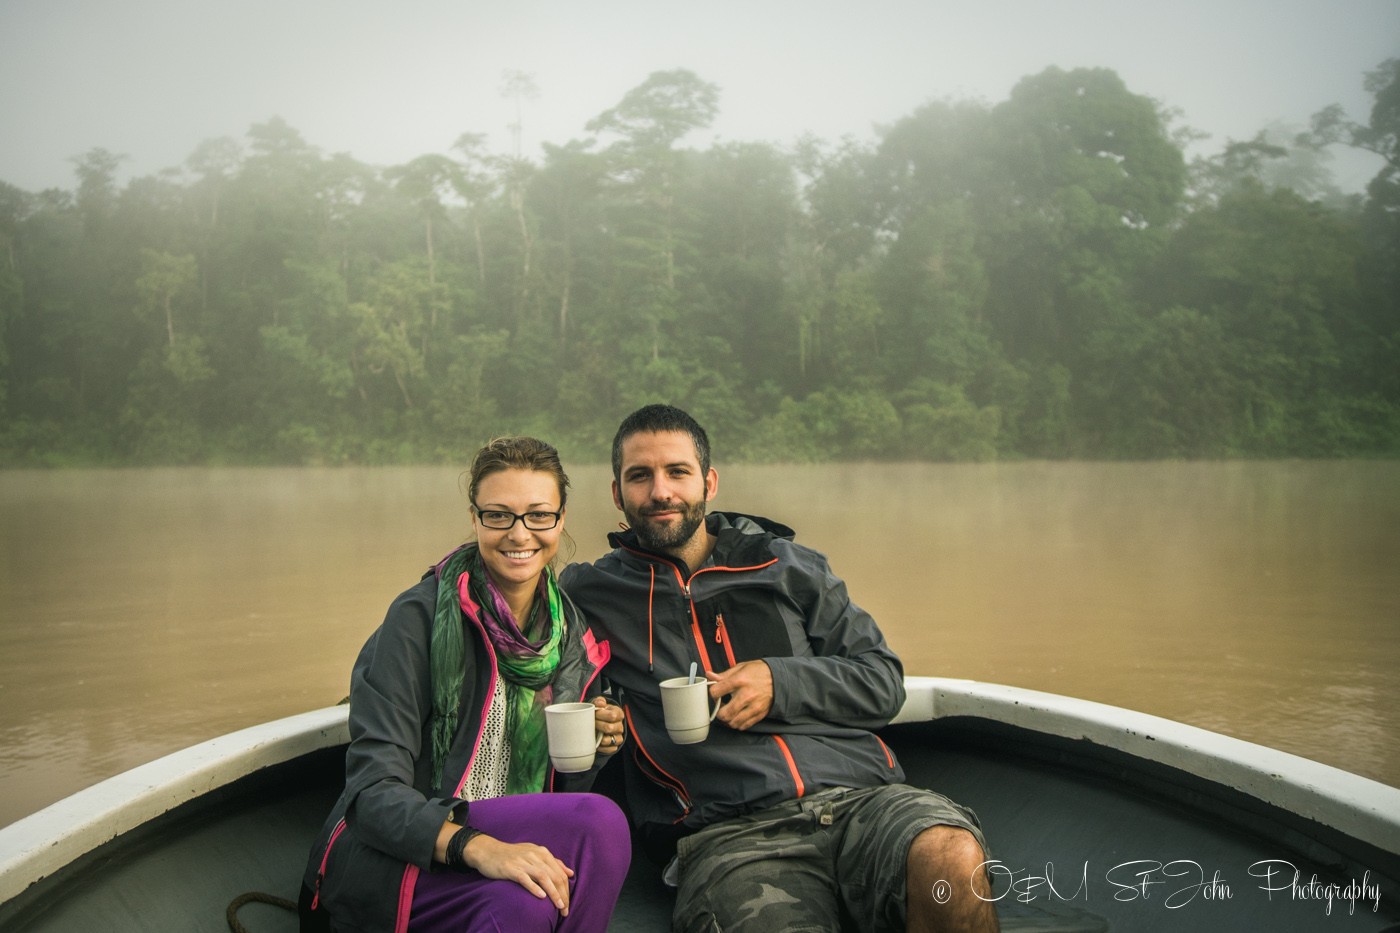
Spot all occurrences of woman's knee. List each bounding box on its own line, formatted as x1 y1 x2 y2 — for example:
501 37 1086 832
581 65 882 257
575 793 628 834
490 883 565 932
573 794 631 869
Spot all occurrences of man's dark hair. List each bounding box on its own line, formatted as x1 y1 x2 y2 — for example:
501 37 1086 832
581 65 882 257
611 404 712 482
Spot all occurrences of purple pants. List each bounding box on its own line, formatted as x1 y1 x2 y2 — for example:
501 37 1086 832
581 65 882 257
408 793 630 933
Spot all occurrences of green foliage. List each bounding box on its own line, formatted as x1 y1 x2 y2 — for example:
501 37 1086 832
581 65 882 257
587 69 720 153
897 381 1001 461
746 390 899 462
1 64 1397 466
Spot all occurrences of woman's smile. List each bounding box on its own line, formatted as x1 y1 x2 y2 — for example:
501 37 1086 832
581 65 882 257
472 468 565 622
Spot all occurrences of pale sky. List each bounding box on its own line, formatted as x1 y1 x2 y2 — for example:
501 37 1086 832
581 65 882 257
2 0 1397 194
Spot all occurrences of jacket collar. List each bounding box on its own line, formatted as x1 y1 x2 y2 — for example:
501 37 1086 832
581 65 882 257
607 510 794 574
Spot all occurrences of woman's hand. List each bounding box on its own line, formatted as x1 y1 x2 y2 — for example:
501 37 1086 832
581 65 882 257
464 833 575 916
592 695 625 757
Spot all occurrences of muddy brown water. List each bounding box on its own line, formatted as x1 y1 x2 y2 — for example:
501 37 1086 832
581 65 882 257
2 461 1397 828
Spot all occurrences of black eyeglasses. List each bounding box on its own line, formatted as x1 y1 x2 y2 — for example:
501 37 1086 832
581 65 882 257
472 506 562 531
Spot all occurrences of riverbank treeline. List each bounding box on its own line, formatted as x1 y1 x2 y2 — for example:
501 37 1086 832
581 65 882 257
2 64 1397 466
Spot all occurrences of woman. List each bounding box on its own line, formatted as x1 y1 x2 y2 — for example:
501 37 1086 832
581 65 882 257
300 437 630 933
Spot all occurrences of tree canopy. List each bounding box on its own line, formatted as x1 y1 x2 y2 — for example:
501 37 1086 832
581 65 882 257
1 64 1396 466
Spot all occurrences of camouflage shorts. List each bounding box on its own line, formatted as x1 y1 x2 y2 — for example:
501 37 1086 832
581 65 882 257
671 783 987 933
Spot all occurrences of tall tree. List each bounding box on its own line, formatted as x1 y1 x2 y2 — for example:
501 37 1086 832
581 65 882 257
1149 185 1367 452
385 153 461 292
685 142 797 383
451 133 497 288
500 70 541 160
0 182 25 413
531 140 608 339
183 136 243 311
1309 58 1400 178
587 69 720 357
134 249 198 349
1308 58 1400 415
982 67 1186 366
71 148 126 236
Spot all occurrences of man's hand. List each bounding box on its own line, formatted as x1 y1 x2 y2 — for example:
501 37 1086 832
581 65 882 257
592 695 625 757
707 660 773 731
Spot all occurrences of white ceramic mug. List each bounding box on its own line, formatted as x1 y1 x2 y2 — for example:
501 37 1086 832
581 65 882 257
544 702 603 772
659 676 722 744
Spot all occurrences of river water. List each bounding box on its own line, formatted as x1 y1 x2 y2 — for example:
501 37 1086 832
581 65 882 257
1 461 1397 828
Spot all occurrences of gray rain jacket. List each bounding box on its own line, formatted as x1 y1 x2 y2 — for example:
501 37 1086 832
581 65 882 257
301 554 611 933
559 511 905 863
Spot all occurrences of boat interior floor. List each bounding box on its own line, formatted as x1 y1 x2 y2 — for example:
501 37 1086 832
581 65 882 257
4 723 1398 933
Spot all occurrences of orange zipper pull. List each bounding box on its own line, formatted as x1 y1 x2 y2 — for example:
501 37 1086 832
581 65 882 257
715 614 725 643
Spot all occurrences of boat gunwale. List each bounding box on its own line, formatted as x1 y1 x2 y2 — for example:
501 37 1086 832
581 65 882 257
4 677 1398 908
896 676 1400 856
0 705 349 905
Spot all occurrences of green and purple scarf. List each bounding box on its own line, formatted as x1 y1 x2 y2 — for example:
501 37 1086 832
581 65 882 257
428 544 564 793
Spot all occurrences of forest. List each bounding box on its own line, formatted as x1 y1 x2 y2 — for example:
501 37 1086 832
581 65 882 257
1 62 1397 466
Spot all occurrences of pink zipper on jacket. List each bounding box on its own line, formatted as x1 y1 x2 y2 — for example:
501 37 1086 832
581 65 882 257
395 569 612 928
547 627 612 791
310 817 349 910
393 569 503 933
452 570 501 800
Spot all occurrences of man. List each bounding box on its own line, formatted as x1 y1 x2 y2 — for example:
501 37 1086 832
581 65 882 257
561 404 998 932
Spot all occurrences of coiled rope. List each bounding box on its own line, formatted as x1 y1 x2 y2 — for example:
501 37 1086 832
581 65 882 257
226 890 297 933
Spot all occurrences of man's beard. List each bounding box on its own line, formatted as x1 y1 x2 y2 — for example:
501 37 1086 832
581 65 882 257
628 499 707 552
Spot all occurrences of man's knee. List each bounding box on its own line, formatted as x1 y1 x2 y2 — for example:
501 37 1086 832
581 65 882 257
907 826 999 930
909 825 988 877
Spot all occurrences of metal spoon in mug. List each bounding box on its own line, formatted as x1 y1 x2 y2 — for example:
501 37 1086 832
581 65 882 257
688 662 698 685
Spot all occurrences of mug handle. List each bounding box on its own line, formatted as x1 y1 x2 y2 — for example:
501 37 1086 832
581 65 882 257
708 684 722 722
